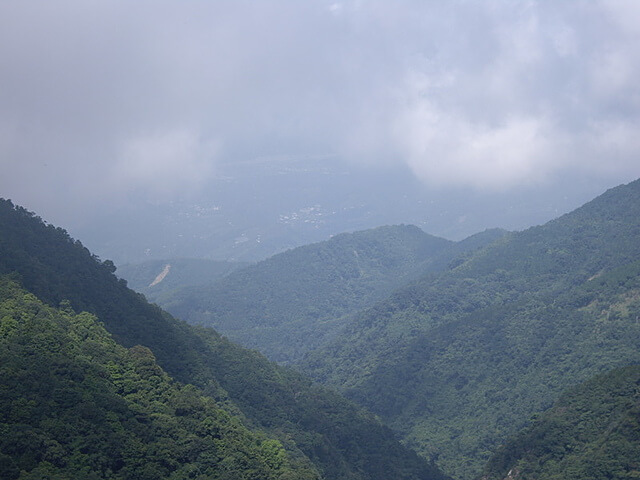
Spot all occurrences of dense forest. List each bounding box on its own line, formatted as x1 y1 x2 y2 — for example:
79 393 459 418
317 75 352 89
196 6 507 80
482 365 640 480
300 179 640 478
0 277 318 480
0 198 448 480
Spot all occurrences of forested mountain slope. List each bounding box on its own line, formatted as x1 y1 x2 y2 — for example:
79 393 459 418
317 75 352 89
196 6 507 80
302 179 640 479
0 199 449 480
116 258 248 304
482 365 640 480
0 277 318 480
160 225 504 363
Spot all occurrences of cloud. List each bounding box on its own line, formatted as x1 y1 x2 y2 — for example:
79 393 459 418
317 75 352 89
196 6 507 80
1 0 640 222
394 108 552 190
115 129 218 198
338 0 640 188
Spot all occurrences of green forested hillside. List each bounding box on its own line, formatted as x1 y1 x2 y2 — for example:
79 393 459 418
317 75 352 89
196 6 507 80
116 258 248 304
301 179 640 479
0 277 317 480
158 225 504 363
482 365 640 480
0 198 448 480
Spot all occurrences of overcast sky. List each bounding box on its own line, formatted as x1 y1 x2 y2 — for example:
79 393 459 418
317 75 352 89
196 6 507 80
2 0 640 228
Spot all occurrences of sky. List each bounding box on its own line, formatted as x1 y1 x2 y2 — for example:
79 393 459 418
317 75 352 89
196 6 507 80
2 1 640 258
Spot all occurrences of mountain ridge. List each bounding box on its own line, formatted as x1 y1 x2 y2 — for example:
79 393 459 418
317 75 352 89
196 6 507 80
158 224 506 363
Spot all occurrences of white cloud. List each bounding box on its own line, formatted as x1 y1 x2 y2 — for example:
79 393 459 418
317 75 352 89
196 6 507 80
337 0 640 190
329 3 343 15
396 110 551 190
115 129 218 198
1 0 640 222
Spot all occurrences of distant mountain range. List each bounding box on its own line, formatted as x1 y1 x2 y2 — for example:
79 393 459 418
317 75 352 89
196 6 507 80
116 258 248 302
135 225 505 364
70 156 603 265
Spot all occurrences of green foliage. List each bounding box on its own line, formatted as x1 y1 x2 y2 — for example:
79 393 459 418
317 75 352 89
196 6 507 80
301 179 640 479
0 277 316 480
0 198 448 480
482 365 640 480
190 325 450 480
163 225 452 363
159 225 503 364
